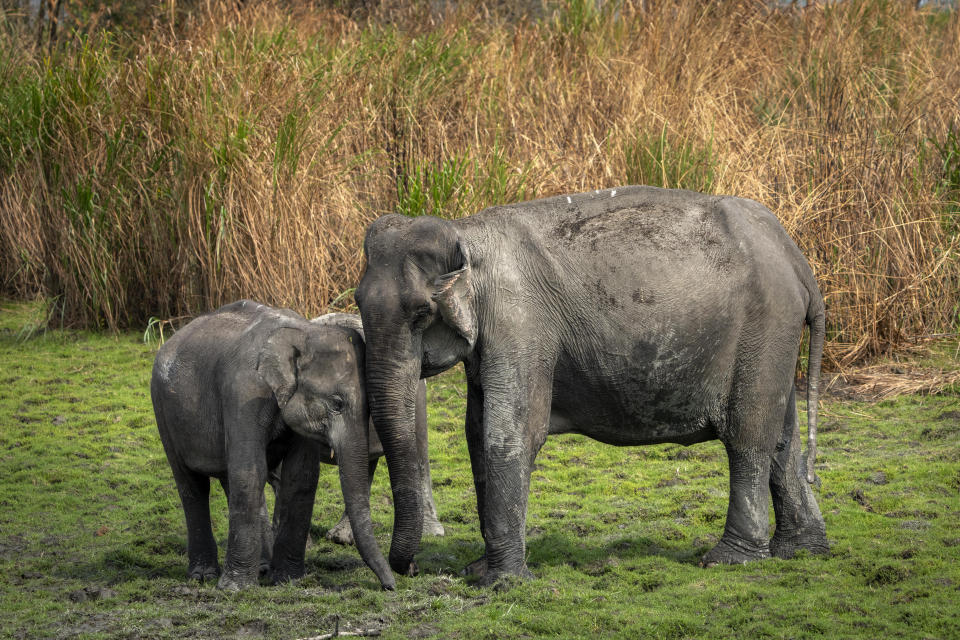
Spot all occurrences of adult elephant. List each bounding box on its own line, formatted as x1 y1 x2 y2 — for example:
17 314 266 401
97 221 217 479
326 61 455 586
355 186 828 585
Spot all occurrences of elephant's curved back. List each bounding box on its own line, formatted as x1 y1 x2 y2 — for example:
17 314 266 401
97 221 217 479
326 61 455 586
311 312 365 341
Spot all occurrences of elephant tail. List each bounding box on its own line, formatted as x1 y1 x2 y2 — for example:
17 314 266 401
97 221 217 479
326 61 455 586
804 301 825 485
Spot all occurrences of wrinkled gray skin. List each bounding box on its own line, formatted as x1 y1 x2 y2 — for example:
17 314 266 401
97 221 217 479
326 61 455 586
311 313 444 546
151 301 397 590
356 186 828 586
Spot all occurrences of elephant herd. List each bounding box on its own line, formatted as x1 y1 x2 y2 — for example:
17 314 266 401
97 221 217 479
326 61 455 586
151 186 829 591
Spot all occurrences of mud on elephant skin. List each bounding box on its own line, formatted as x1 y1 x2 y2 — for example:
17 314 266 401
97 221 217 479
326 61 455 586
151 301 403 589
355 185 829 586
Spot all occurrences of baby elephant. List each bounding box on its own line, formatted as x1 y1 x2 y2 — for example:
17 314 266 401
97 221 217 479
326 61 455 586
151 301 441 590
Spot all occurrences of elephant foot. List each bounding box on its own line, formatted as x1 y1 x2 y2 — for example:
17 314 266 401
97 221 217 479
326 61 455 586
462 555 534 589
268 563 306 585
187 562 219 582
423 515 445 537
770 527 829 559
216 570 256 591
699 535 770 567
325 515 355 546
461 555 487 579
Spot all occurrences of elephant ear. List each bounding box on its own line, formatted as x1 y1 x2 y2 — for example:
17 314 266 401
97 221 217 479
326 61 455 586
256 327 306 408
431 240 477 348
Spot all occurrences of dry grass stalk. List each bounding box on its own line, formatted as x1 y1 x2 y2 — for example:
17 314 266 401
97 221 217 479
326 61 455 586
0 0 957 366
827 364 960 401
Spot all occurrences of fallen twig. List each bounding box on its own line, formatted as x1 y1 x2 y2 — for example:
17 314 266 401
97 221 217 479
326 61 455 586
295 630 381 640
296 617 382 640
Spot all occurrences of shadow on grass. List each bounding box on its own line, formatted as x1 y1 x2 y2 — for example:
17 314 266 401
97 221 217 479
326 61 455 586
414 528 707 581
527 531 704 570
51 522 712 592
54 543 184 585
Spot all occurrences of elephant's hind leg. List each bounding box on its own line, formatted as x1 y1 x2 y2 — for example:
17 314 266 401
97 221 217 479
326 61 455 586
701 362 790 567
174 467 219 581
701 442 773 566
769 387 828 558
416 381 445 538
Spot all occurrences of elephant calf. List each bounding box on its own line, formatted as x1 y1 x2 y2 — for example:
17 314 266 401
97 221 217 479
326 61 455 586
151 301 441 590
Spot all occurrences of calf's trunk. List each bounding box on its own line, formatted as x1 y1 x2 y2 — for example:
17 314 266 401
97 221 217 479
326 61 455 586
336 408 395 590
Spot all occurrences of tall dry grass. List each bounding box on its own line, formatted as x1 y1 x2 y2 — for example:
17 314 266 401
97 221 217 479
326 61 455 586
0 0 958 366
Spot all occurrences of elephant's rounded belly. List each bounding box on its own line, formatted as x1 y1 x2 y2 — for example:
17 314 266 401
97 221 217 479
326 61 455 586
549 407 716 446
181 452 227 476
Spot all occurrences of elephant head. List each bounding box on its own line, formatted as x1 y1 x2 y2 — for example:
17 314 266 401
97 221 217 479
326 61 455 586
256 323 395 589
354 215 477 574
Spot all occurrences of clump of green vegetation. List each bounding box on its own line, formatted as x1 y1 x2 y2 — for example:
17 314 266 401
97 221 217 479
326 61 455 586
623 125 716 193
1 298 958 639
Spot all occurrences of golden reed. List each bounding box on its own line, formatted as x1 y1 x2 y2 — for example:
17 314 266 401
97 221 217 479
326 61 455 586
0 0 957 367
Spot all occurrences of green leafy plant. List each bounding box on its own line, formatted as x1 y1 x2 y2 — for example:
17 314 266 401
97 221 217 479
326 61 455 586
624 125 716 194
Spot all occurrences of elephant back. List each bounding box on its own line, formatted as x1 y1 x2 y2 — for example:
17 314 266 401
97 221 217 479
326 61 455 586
310 312 364 341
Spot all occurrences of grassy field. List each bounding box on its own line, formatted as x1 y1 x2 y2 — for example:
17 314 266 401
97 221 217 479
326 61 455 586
1 298 958 639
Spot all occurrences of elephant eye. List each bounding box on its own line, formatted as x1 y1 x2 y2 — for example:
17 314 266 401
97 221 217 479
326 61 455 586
413 303 432 319
411 303 434 328
329 394 345 414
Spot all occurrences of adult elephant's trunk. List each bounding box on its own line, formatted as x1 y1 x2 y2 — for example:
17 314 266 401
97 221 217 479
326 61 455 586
363 326 424 576
336 406 395 590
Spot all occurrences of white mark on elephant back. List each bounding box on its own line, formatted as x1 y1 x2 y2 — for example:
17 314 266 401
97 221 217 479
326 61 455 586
611 189 617 197
155 345 178 386
566 196 572 204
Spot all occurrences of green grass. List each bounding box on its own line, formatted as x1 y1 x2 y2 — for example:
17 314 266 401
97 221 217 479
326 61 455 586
623 125 717 194
1 298 958 639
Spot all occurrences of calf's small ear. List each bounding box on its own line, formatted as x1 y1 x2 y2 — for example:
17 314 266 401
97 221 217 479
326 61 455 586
256 327 305 408
431 240 477 348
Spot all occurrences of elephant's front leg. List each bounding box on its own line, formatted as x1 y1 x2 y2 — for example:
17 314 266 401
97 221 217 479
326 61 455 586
270 440 321 583
219 449 270 591
475 360 551 586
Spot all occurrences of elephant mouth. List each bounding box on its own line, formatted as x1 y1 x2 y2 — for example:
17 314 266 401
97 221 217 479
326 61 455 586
290 416 331 443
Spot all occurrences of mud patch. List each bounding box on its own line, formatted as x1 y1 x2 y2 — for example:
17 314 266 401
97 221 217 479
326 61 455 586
407 624 439 638
310 554 364 573
866 564 909 587
850 488 873 511
56 613 116 637
235 620 267 638
68 585 117 602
